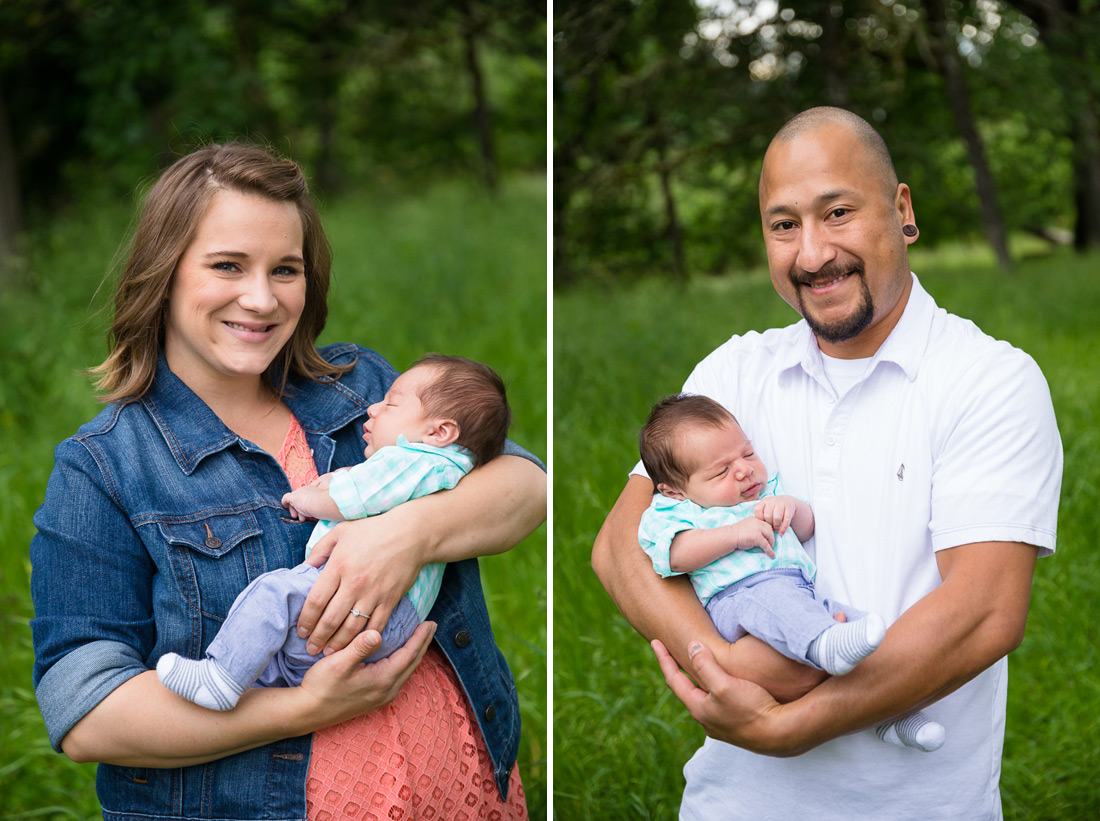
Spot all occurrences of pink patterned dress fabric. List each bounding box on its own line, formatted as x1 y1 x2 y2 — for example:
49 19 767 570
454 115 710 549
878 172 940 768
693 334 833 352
274 415 528 820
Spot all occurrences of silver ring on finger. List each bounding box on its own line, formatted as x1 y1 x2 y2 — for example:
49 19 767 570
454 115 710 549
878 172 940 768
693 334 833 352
349 607 369 619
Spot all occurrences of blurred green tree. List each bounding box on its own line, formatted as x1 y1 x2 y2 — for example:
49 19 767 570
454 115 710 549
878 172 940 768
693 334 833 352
0 0 546 294
553 0 1085 286
1002 0 1100 250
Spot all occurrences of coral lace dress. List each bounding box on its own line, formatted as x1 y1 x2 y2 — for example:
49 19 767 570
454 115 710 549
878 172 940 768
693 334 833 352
276 415 528 820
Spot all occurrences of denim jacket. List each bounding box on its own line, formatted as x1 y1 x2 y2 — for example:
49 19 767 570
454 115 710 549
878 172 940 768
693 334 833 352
30 343 539 820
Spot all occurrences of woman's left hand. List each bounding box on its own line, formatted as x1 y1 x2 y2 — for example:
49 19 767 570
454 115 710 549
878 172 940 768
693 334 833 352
297 504 426 655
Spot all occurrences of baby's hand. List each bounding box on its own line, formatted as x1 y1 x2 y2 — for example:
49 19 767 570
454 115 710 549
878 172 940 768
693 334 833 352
283 501 311 523
282 489 315 522
282 485 338 523
734 518 776 558
754 496 795 536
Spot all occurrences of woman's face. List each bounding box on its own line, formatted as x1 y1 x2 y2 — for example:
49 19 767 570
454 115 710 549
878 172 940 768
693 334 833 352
165 189 306 391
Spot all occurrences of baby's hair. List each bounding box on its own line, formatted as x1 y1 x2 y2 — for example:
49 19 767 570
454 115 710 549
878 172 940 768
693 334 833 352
410 354 511 466
639 393 739 490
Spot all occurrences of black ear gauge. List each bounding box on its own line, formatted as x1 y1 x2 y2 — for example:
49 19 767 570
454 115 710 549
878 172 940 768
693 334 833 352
902 224 918 237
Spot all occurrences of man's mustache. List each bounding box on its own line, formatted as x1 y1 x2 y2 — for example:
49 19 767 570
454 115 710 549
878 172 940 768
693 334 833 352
791 261 864 287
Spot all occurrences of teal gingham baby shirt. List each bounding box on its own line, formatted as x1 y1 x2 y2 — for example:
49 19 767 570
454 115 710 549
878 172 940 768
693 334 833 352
305 434 475 619
637 475 817 606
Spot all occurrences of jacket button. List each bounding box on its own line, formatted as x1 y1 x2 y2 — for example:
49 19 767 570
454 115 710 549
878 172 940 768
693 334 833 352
454 630 471 648
484 704 496 722
204 536 222 549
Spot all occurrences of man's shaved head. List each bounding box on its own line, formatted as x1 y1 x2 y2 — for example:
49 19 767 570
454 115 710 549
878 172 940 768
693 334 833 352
767 107 898 197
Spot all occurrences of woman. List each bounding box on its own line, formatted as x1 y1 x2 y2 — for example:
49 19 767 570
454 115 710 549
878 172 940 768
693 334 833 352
29 143 545 819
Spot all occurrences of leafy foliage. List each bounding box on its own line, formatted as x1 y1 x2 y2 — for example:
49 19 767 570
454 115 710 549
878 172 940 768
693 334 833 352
553 0 1090 286
0 0 547 219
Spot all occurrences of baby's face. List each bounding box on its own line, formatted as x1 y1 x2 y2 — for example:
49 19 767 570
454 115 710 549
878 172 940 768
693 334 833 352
670 420 768 508
362 366 439 458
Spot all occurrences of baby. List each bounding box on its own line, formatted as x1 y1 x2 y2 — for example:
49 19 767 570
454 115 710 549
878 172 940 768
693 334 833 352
157 354 510 710
637 393 944 752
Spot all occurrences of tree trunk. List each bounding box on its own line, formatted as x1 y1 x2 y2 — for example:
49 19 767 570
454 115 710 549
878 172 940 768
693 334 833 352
1002 0 1100 251
924 0 1013 270
461 3 498 193
232 0 277 139
0 79 24 294
1069 77 1100 250
656 135 685 282
821 1 849 107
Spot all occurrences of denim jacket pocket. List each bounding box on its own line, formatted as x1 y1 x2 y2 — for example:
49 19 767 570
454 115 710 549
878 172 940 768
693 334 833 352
154 508 267 647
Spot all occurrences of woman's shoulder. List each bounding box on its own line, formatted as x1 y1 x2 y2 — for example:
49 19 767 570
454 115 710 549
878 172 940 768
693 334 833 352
45 401 149 496
63 400 142 451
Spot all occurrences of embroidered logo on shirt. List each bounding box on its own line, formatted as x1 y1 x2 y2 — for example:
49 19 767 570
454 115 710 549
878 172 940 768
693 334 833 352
897 464 905 481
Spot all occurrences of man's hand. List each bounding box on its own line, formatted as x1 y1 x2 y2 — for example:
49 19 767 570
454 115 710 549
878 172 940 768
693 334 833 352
653 639 803 756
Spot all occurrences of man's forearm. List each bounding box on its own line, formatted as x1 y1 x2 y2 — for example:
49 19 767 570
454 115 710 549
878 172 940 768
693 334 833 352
592 477 716 658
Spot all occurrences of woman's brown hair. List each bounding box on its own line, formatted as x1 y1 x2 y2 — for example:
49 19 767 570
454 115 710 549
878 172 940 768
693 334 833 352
90 142 351 402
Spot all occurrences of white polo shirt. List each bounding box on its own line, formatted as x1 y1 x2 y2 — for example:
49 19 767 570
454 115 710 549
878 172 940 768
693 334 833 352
633 274 1062 820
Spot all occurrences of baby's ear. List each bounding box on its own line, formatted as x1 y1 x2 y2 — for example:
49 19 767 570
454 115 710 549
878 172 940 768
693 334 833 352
656 482 686 501
425 418 460 447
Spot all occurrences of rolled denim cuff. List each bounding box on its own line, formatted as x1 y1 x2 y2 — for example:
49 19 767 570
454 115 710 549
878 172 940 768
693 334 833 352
36 640 148 751
501 439 545 472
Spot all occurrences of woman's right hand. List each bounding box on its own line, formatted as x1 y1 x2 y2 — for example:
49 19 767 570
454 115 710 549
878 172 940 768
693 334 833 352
296 620 437 728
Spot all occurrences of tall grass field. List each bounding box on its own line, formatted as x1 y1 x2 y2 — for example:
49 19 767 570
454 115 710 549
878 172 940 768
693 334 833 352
553 245 1100 819
0 177 547 818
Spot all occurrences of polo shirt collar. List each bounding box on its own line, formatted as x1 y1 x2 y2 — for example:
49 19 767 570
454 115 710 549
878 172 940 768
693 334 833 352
141 352 369 475
778 272 934 383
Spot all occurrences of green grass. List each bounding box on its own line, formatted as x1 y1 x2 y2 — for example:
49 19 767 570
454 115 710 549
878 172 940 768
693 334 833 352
0 176 547 818
552 246 1100 819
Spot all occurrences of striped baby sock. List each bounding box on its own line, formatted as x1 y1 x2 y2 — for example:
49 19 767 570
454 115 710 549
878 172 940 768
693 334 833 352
157 653 245 711
876 712 946 752
806 613 886 675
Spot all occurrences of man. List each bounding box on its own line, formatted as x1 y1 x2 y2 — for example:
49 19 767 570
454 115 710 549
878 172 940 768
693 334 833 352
592 107 1062 819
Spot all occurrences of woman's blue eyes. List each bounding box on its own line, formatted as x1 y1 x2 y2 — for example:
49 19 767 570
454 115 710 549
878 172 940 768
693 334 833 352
212 261 300 276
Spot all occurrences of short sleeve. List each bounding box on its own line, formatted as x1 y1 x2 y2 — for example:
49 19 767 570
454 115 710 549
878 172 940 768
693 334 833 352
929 347 1062 556
637 503 695 578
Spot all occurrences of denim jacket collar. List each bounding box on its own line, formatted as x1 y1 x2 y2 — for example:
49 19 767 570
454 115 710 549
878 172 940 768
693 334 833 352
140 352 371 476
